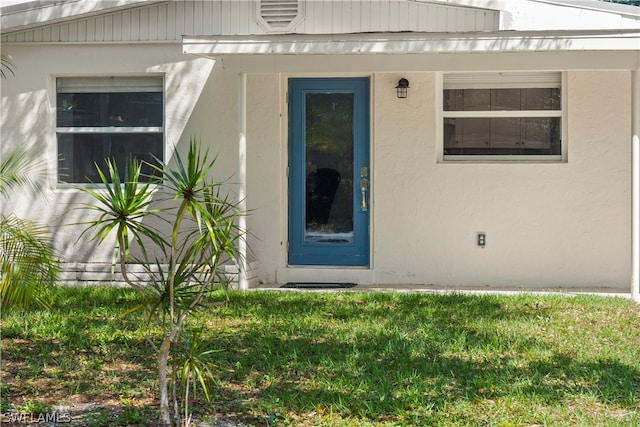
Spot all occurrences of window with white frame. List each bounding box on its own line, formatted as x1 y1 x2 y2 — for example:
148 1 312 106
442 72 562 160
56 76 164 183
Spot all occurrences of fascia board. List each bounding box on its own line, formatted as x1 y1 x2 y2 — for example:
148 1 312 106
432 0 640 18
183 30 640 56
412 0 503 12
532 0 640 18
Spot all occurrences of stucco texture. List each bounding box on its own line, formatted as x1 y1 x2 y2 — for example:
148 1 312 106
0 43 633 289
245 71 632 289
0 44 238 264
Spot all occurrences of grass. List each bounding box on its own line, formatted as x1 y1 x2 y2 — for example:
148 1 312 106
1 286 639 426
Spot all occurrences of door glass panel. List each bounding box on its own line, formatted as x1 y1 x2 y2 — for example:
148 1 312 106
304 93 354 243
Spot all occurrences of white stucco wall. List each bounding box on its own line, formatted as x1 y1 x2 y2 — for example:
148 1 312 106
244 70 632 290
370 70 631 289
245 74 283 278
0 43 633 290
0 43 240 265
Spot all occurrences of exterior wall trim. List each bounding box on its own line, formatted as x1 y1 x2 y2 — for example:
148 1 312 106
183 30 640 56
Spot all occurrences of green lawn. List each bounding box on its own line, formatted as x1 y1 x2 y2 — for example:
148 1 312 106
2 287 639 426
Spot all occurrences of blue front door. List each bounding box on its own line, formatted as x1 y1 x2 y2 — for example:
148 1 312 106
288 78 370 266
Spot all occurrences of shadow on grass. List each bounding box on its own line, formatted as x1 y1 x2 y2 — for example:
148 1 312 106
202 291 640 423
1 287 156 406
2 288 639 425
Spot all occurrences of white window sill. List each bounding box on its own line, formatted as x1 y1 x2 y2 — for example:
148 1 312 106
440 155 565 163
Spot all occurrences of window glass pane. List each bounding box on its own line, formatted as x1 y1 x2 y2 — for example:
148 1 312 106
58 133 163 183
444 118 561 155
444 118 491 150
521 88 561 110
443 90 463 111
491 117 520 146
57 92 163 127
522 117 561 150
444 88 561 112
443 89 490 111
492 89 521 111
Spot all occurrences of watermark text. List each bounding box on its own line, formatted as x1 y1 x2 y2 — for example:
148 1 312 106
1 411 71 424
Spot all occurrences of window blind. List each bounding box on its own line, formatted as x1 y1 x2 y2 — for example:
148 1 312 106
444 72 561 89
57 76 163 93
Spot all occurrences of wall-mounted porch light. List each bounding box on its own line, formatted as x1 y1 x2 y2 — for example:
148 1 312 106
396 78 409 98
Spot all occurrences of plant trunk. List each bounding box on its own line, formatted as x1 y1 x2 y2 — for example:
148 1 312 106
172 372 181 427
184 374 190 427
157 337 172 426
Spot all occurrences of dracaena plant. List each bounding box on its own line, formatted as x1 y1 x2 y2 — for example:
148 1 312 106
0 51 14 80
78 139 244 427
0 55 59 312
0 148 59 312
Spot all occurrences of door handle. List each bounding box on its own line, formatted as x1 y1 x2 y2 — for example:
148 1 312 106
360 177 369 211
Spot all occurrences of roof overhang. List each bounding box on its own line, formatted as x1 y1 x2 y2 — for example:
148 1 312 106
183 30 640 57
532 0 640 18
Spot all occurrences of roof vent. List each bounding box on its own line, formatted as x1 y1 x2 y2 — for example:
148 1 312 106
256 0 303 32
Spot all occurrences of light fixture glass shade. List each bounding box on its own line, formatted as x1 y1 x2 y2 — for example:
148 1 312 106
396 78 409 98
